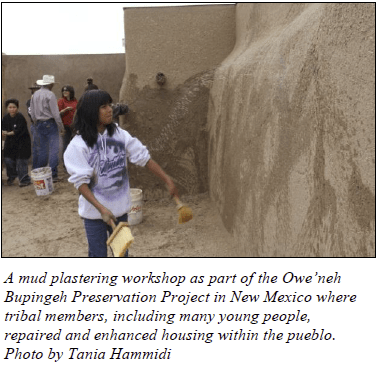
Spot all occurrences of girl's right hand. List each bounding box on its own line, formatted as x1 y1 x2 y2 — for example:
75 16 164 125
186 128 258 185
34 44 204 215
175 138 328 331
100 207 117 226
78 183 117 228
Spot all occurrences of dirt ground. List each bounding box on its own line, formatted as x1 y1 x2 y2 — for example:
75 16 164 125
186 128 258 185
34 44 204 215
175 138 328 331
1 164 235 258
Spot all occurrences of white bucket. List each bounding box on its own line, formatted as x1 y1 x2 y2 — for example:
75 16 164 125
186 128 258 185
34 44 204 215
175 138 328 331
31 167 54 196
128 188 143 225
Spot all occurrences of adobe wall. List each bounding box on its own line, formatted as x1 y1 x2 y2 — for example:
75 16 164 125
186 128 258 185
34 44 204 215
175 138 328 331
119 5 236 199
2 54 125 122
207 3 375 256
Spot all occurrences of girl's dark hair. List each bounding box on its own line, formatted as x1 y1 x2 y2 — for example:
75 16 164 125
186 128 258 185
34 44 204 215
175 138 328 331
72 90 116 147
5 98 19 108
61 85 75 100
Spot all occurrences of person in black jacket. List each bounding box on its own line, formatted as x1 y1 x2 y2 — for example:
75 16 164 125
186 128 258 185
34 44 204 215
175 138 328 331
2 98 32 186
84 77 99 92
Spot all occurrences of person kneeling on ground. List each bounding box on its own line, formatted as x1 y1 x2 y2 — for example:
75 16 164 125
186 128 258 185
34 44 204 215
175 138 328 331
64 89 178 257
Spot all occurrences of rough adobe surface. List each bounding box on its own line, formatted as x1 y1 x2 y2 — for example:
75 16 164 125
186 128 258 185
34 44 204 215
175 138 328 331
120 5 235 199
123 70 214 199
207 3 375 256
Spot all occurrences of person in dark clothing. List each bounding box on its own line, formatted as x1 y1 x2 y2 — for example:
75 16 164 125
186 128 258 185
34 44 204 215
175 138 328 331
2 98 32 186
84 77 99 91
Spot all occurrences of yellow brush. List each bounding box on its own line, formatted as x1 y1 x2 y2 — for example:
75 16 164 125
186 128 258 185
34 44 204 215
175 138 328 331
174 196 193 224
106 220 134 257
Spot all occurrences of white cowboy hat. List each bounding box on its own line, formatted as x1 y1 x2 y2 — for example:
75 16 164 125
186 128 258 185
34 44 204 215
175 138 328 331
36 75 58 85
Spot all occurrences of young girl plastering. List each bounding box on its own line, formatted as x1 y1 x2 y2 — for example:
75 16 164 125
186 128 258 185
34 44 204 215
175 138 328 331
64 90 178 257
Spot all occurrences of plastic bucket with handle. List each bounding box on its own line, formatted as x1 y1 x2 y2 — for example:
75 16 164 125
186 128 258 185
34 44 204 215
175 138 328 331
31 167 54 196
128 188 143 225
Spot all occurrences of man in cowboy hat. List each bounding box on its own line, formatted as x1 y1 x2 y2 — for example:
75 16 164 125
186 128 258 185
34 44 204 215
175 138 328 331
30 75 64 182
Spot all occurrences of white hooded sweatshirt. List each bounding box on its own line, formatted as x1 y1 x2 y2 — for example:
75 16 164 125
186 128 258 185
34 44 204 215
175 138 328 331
64 125 150 219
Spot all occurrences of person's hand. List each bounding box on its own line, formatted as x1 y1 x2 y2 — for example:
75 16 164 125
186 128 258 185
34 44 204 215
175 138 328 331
145 159 179 198
166 178 178 198
59 129 65 136
66 107 73 112
2 131 7 138
99 206 117 227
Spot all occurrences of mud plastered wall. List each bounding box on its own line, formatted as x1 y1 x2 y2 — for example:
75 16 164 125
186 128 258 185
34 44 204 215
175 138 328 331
2 54 125 123
120 5 235 199
208 3 375 257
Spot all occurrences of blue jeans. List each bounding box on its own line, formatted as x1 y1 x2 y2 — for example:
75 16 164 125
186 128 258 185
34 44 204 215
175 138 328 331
4 157 31 184
34 119 59 178
83 213 129 257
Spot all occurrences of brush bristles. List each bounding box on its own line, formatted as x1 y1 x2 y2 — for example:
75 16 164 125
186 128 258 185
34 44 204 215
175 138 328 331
112 239 133 257
107 223 134 257
178 206 193 224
